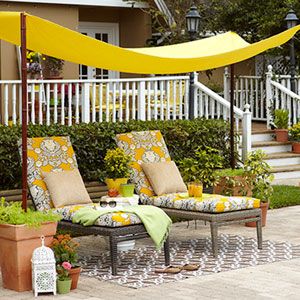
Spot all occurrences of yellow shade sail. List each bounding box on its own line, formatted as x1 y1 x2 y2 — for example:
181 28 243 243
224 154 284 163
0 11 299 74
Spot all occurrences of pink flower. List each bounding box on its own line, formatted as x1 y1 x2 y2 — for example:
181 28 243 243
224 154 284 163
62 261 72 270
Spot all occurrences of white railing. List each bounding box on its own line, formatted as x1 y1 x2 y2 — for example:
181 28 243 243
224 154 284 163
1 76 189 126
195 78 251 161
224 66 300 125
266 65 300 127
224 68 266 121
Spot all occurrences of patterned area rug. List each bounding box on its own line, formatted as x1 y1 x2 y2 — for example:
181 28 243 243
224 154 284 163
79 234 300 289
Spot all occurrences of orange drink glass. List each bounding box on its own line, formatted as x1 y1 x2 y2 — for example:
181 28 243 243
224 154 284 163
188 182 195 197
193 182 203 197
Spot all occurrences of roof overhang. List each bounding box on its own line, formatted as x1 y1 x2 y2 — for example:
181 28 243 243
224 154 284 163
3 0 149 9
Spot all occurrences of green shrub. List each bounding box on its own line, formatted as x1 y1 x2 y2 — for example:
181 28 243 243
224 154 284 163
179 146 225 187
0 197 61 227
274 109 289 129
0 118 236 189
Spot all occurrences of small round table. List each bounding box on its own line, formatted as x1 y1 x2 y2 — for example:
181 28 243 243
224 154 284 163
100 194 139 252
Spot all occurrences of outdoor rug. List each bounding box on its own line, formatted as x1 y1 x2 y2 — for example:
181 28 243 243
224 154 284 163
79 234 300 289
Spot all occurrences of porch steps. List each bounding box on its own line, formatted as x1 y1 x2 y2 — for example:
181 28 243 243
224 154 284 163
249 129 300 184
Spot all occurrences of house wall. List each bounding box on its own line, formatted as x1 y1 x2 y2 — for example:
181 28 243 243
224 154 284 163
79 7 152 78
0 2 78 80
0 2 152 80
199 59 255 91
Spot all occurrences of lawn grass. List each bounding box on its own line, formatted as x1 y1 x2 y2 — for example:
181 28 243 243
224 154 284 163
270 185 300 209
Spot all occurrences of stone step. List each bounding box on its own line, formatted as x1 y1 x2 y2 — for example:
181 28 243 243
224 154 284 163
251 130 274 143
271 164 300 180
265 152 300 167
251 141 292 154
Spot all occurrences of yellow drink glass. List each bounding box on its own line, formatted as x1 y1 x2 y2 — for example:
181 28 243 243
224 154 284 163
193 182 203 197
188 182 195 197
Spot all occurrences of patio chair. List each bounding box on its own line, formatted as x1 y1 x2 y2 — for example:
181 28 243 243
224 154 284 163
20 136 170 275
116 130 263 257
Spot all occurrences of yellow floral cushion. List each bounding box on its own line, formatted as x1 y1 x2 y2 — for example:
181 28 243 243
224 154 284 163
115 130 171 197
19 136 78 211
53 204 142 227
140 193 260 213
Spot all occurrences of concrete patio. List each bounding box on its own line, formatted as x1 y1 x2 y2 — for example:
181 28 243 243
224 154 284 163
1 205 300 300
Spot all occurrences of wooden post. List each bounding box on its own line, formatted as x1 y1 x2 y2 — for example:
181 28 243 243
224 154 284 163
265 65 273 129
21 12 28 211
230 64 235 169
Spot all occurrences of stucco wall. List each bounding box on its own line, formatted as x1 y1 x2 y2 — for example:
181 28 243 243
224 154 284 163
79 6 152 78
0 2 78 80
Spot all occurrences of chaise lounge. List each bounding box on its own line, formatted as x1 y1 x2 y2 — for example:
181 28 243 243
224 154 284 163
116 130 263 257
21 136 170 275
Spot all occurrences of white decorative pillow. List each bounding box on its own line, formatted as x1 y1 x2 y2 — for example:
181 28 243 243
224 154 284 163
43 169 92 208
142 161 187 196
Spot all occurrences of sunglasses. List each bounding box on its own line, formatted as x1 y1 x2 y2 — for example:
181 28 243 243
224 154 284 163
99 200 117 208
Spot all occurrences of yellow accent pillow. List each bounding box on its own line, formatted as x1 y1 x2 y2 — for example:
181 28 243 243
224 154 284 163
43 169 92 208
142 161 187 196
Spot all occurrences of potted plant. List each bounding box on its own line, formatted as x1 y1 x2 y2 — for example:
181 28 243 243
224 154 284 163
273 109 289 142
56 261 72 294
179 146 224 193
43 55 64 78
104 148 132 194
51 234 81 290
26 50 43 79
213 168 252 196
0 198 60 291
289 122 300 153
244 150 274 227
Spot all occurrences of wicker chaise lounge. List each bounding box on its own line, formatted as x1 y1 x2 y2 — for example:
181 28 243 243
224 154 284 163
21 136 170 275
116 130 263 257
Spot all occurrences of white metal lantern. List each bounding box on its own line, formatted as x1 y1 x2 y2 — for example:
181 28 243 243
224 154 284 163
31 236 56 297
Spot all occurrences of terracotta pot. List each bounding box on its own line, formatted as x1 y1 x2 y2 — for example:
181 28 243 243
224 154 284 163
0 222 57 292
68 267 81 290
292 142 300 153
274 129 288 142
213 175 252 196
105 178 128 193
245 202 269 227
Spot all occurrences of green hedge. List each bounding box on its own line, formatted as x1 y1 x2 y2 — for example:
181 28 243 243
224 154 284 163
0 119 235 190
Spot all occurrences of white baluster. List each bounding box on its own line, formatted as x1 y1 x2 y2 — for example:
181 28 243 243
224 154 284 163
31 83 35 124
46 83 50 126
138 81 146 121
38 83 43 125
91 83 96 123
112 82 116 123
125 82 130 122
68 84 72 126
99 83 103 122
75 83 80 124
4 84 8 125
119 82 123 122
61 83 65 125
12 84 17 125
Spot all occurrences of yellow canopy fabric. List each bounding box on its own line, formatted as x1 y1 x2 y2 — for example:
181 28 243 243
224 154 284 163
0 11 299 74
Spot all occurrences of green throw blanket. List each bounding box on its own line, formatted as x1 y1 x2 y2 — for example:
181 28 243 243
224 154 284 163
72 205 172 249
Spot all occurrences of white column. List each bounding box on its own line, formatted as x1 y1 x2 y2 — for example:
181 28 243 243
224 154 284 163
81 82 90 123
242 103 252 161
265 65 273 129
224 67 230 101
138 81 146 121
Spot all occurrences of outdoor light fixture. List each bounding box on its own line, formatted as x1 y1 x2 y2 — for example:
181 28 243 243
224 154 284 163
186 5 201 40
186 4 201 119
285 9 299 29
285 9 299 123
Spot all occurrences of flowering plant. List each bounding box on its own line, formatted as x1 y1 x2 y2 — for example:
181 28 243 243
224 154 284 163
104 148 132 179
44 55 64 77
57 261 72 281
26 51 44 75
289 122 300 142
50 234 79 267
